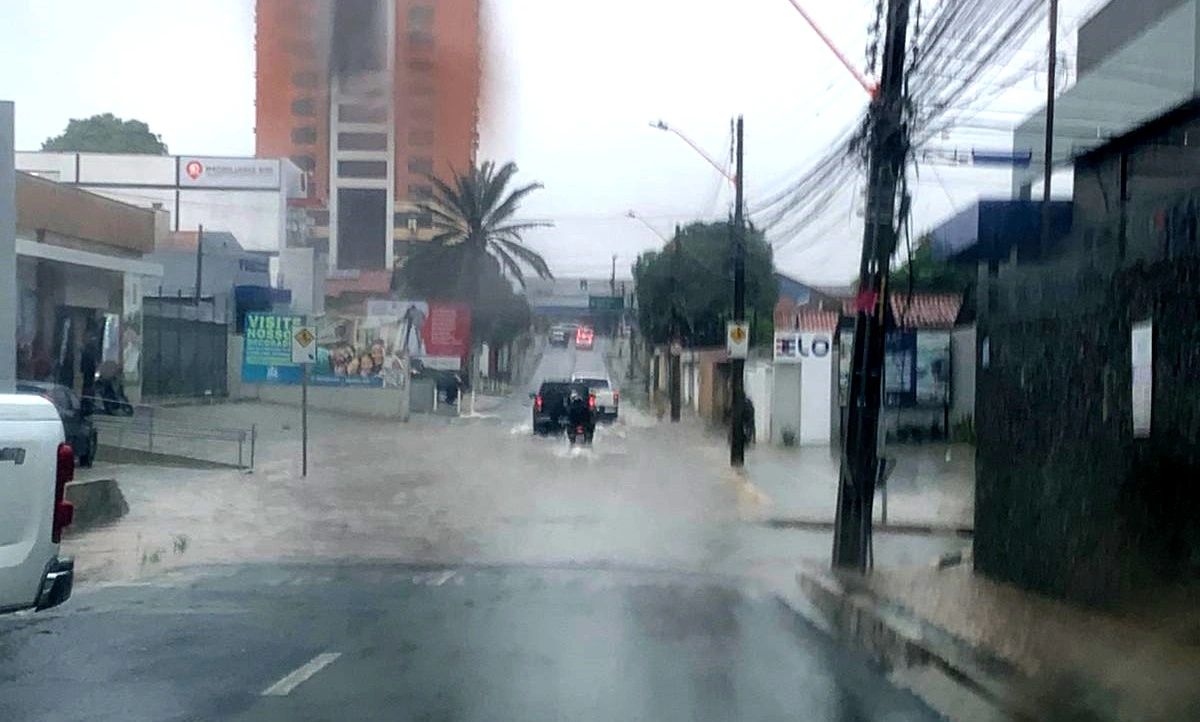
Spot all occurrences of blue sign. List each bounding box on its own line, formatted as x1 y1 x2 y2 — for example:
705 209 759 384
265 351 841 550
242 313 303 384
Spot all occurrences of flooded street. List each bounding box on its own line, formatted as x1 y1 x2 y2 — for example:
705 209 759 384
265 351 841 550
1 339 954 721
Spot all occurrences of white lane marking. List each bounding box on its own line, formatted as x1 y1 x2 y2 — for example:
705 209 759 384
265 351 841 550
429 570 456 586
261 652 342 696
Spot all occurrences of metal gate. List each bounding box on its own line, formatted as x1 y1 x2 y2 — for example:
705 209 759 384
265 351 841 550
142 298 229 399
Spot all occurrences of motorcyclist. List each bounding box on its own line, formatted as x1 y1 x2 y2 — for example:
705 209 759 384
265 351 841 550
566 388 594 441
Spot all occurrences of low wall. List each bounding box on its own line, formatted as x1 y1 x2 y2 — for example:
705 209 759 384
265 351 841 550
248 383 411 420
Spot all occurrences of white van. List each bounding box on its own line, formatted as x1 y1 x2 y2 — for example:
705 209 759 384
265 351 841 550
0 394 75 613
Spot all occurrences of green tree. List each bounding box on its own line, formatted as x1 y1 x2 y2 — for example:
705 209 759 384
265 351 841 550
889 233 974 293
42 113 169 154
394 242 530 347
419 161 552 301
633 221 777 348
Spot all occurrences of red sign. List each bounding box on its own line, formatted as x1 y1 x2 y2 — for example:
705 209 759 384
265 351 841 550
185 160 204 180
422 303 471 358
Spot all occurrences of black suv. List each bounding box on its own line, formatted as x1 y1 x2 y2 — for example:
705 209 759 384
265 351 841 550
17 381 98 467
532 379 591 435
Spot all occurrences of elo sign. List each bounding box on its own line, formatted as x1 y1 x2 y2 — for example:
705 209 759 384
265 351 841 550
774 332 832 363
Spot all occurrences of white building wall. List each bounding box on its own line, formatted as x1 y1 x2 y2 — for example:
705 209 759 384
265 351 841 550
77 154 175 185
177 189 284 253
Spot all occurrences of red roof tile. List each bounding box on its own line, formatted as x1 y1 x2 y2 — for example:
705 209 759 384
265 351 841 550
796 309 840 334
890 293 961 329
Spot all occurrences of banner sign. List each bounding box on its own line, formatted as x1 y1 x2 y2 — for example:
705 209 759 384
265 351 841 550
839 329 948 408
915 332 952 406
242 312 408 388
365 300 471 371
243 313 304 384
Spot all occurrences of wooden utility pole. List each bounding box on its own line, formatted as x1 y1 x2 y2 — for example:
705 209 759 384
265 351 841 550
833 0 911 570
730 116 747 467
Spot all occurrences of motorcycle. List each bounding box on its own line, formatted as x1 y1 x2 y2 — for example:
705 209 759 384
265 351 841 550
94 362 134 416
567 423 594 446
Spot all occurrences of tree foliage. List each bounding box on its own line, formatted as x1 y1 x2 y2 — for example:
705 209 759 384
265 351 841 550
889 233 974 294
42 113 168 154
419 160 552 295
633 221 777 348
394 242 530 347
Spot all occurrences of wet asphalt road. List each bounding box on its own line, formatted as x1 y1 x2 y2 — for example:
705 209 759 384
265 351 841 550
0 338 953 720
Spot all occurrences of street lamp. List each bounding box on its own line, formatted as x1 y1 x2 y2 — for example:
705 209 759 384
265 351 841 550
626 210 671 244
649 120 737 186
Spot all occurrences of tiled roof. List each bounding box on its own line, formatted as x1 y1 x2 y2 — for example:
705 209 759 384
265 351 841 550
890 293 961 329
839 292 962 329
796 309 840 334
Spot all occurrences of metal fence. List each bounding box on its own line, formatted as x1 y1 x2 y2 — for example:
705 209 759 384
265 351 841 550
90 400 255 469
142 295 230 400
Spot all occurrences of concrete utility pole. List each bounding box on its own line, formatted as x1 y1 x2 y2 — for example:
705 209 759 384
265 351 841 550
730 116 747 468
0 102 16 393
669 231 682 422
833 0 911 570
1040 0 1059 256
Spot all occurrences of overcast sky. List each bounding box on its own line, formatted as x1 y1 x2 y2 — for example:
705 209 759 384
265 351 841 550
2 0 1103 284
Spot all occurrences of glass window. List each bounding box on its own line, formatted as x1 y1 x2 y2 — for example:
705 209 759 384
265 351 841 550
291 98 316 117
291 126 318 145
338 132 389 151
408 184 434 200
338 160 388 179
339 104 387 124
408 157 433 174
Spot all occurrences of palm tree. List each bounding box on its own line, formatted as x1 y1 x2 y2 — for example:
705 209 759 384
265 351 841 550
419 161 553 300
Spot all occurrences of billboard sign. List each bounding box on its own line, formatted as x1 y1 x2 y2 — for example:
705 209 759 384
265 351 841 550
242 313 304 384
365 300 471 371
180 157 281 189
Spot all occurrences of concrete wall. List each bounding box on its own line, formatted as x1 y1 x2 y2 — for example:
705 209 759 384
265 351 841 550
799 350 834 445
249 383 411 420
771 364 801 444
950 324 976 426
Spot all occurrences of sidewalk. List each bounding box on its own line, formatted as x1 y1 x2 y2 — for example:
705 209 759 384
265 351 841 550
740 443 974 533
798 558 1200 721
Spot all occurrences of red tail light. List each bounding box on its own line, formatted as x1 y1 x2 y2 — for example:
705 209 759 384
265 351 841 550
613 391 620 403
534 394 543 411
53 442 75 543
588 394 597 409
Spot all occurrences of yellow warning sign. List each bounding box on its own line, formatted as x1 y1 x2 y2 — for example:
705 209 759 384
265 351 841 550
727 322 749 359
729 326 747 344
294 327 315 347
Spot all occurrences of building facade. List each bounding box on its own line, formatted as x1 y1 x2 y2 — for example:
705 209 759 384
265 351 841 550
254 0 481 272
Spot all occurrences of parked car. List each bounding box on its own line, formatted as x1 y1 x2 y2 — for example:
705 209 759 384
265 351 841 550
0 393 75 613
571 374 618 422
532 379 592 435
575 325 595 350
16 382 98 468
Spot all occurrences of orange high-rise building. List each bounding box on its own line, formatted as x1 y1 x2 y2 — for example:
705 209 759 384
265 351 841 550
255 0 480 271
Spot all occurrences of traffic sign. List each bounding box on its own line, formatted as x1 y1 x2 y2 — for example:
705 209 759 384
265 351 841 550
588 295 624 310
291 326 316 364
727 322 749 359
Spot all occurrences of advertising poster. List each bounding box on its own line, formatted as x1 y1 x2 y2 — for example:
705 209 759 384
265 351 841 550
242 313 304 384
915 332 952 406
365 300 471 371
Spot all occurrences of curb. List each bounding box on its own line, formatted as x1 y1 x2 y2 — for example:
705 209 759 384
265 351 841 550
64 478 129 531
763 517 973 537
797 565 1022 721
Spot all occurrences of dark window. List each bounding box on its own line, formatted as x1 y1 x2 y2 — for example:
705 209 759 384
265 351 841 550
291 98 316 116
338 160 388 179
409 129 434 146
309 209 330 226
337 188 388 270
339 104 387 123
291 126 318 145
408 184 434 200
408 157 433 174
292 71 319 88
338 132 389 151
291 154 316 172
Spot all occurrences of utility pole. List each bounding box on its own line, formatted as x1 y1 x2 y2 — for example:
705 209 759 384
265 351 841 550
833 0 910 570
0 102 15 393
730 116 747 468
669 230 682 422
194 224 204 302
1040 0 1059 256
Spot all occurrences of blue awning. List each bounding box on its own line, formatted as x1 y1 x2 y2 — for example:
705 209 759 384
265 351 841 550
930 200 1073 263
